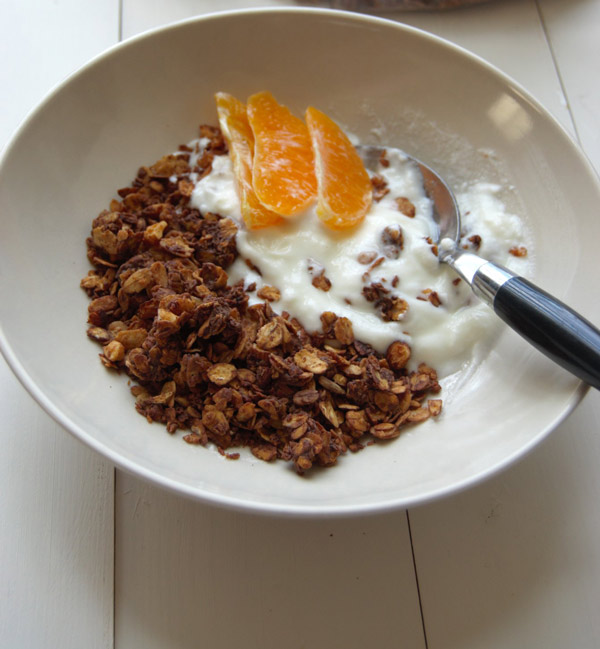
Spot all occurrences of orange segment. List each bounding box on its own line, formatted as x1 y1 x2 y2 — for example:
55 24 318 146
215 92 282 229
247 91 317 217
305 106 372 230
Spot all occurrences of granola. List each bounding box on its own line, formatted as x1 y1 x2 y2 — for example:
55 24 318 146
81 125 444 473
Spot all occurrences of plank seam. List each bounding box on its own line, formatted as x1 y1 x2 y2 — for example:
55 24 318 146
534 0 580 143
113 467 117 649
406 511 429 649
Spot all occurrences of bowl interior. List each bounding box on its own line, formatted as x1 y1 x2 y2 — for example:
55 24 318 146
1 9 598 515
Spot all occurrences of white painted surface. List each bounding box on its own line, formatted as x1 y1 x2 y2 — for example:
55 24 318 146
0 2 117 647
538 0 600 169
115 477 426 649
401 0 574 133
0 0 119 148
2 0 600 647
411 393 600 648
0 369 114 649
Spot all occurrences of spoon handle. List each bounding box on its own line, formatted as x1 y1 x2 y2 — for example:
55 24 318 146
472 262 600 390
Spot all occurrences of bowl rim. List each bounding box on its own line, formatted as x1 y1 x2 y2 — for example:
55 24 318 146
0 6 594 517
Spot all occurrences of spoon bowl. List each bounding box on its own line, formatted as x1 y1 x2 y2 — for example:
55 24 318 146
358 144 461 247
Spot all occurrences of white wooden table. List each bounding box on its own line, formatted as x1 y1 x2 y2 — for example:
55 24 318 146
2 1 600 647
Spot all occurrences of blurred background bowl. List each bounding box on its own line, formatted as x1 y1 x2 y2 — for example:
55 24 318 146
298 0 490 11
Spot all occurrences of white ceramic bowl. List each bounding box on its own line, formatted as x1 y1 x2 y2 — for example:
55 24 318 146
1 8 598 516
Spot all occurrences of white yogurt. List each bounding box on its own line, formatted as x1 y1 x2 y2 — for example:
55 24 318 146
190 143 531 378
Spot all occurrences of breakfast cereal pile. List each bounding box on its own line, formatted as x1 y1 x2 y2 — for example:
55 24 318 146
81 125 442 473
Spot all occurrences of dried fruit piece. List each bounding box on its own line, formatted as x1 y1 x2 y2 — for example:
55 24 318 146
215 92 282 229
247 91 317 217
305 106 372 230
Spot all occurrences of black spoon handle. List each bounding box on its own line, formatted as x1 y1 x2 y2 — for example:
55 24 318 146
472 262 600 390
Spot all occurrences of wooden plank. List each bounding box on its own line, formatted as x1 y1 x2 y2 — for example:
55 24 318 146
121 0 573 132
115 473 426 649
0 1 119 646
537 0 600 169
122 0 288 39
116 3 425 648
0 361 115 648
115 3 600 649
409 392 600 649
403 4 600 647
116 4 425 647
0 0 120 147
398 0 573 131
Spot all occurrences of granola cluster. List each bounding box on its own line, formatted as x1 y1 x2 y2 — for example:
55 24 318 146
81 126 442 473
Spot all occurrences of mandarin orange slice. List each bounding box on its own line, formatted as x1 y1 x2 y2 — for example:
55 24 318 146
247 91 317 217
215 92 282 229
305 106 373 230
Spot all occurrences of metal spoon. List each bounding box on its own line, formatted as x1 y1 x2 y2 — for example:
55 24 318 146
359 145 600 390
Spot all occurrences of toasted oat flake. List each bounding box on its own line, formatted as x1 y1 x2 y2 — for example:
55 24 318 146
256 285 281 302
371 174 390 201
357 251 378 265
396 196 416 218
294 348 329 374
406 407 430 424
311 270 332 292
509 245 528 257
256 320 285 350
386 340 411 370
144 220 168 244
207 363 237 385
370 422 400 440
333 317 354 346
115 328 147 349
428 399 443 417
103 340 125 362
